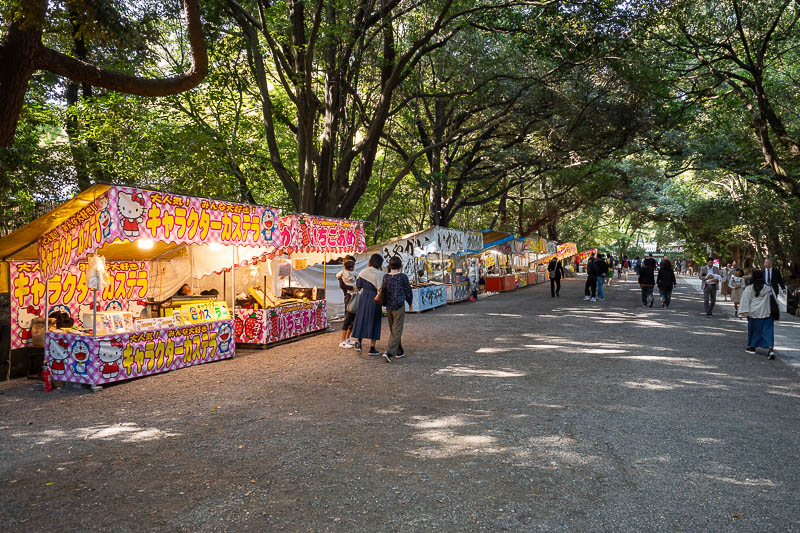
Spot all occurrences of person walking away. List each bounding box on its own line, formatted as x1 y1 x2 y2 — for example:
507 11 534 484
699 258 722 317
622 256 631 281
687 260 695 276
729 268 746 317
638 257 656 307
548 256 564 297
594 254 608 301
352 254 385 356
468 260 480 301
584 255 596 300
657 258 677 308
380 256 413 363
337 258 358 348
643 254 657 271
763 258 786 295
739 270 777 359
606 254 614 286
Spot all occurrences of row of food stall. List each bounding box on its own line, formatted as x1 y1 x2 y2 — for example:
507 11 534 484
0 185 365 387
0 184 579 387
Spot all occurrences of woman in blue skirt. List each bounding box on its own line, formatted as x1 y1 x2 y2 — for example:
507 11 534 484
739 270 776 359
352 254 385 356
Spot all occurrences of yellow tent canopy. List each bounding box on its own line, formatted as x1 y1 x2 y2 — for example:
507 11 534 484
1 185 190 291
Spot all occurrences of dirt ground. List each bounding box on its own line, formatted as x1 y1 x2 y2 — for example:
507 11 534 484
1 277 799 532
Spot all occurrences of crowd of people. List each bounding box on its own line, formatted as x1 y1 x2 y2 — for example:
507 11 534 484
579 252 787 360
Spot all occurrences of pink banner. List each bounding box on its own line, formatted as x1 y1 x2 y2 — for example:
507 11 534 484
39 191 115 280
234 301 327 344
279 214 366 255
39 187 283 278
45 319 234 386
10 260 149 350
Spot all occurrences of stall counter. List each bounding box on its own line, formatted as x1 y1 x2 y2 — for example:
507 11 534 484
446 281 471 303
235 300 327 344
484 275 516 292
515 273 528 288
527 272 538 285
45 319 235 386
408 284 447 312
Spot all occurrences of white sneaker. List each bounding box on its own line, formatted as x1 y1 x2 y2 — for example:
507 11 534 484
591 297 596 302
338 341 353 349
583 296 591 301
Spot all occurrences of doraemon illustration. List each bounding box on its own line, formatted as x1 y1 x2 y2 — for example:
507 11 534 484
48 337 70 375
118 190 146 238
49 304 71 318
16 305 41 345
70 339 92 375
97 337 124 379
261 208 278 241
217 322 233 353
105 300 123 311
97 196 112 239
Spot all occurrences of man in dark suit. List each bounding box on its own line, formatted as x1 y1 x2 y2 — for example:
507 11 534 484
763 258 785 294
548 257 564 297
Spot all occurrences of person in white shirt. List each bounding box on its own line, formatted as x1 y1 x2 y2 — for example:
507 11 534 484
763 258 785 295
739 270 776 359
728 268 746 317
336 258 358 348
699 258 722 317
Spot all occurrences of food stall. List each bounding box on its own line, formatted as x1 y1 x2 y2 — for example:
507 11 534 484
522 236 551 285
0 184 284 387
233 213 366 345
367 227 482 311
479 231 518 292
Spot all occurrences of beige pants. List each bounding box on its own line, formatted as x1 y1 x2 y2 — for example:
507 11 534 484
386 307 405 355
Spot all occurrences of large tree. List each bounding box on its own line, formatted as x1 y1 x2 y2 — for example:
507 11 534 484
0 0 208 148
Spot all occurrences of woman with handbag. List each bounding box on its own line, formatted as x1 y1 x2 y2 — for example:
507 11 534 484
352 254 385 356
380 256 413 363
739 270 778 359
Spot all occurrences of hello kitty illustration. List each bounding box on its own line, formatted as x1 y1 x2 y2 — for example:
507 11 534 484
16 305 41 345
97 337 124 379
48 337 70 375
97 196 112 239
70 339 92 375
127 300 148 317
217 323 233 353
118 191 146 238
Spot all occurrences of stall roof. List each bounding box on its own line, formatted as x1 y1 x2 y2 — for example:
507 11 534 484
364 228 429 255
0 184 112 261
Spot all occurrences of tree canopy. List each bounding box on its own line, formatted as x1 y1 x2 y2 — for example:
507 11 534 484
1 0 799 272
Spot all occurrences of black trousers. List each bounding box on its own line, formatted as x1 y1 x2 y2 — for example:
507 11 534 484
585 276 597 297
550 277 561 297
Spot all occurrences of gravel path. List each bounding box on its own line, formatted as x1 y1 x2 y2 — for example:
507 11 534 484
1 277 799 532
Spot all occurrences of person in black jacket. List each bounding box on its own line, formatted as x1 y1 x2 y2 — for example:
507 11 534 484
548 257 564 297
583 255 596 301
657 258 677 308
593 254 609 301
638 258 656 307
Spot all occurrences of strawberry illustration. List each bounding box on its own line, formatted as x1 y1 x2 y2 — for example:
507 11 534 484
269 310 279 338
299 216 310 247
234 316 244 339
244 313 261 342
315 302 323 329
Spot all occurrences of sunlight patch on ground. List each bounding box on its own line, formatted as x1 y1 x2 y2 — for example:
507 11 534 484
437 396 485 403
620 379 681 391
696 437 723 444
486 313 523 318
12 422 180 445
435 365 527 378
522 344 565 350
703 475 777 487
475 347 514 354
584 348 629 354
409 430 506 459
407 415 475 430
608 355 717 369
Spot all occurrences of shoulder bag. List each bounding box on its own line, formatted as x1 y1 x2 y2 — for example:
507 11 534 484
769 289 781 321
346 290 361 314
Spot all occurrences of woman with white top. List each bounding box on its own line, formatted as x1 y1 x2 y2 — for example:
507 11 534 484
728 268 745 318
738 270 776 359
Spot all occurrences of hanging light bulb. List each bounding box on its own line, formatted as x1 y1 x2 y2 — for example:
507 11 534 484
138 239 154 250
